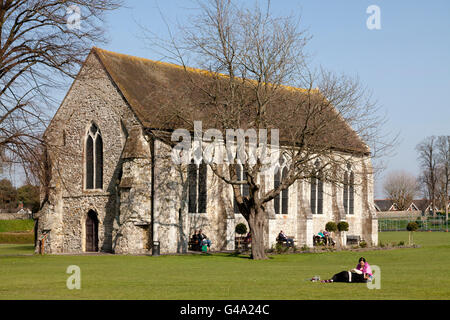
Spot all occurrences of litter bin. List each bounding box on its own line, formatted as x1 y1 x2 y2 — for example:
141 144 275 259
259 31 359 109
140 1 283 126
152 241 160 256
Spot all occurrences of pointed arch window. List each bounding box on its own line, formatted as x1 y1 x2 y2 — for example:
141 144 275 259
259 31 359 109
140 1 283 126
343 165 355 215
273 166 289 215
281 167 289 214
311 170 324 214
85 123 103 190
274 168 281 214
233 164 249 214
188 160 208 213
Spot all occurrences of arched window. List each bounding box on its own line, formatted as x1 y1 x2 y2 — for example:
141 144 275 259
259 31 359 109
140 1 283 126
311 170 323 214
343 165 355 215
349 171 354 215
188 161 207 213
281 167 289 214
85 123 103 190
198 161 207 213
273 165 289 215
233 164 242 213
274 168 280 214
188 161 198 213
343 171 349 214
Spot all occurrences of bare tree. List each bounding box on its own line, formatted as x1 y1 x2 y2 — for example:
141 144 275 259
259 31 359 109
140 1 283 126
0 0 122 183
416 136 438 215
144 0 393 259
383 170 418 210
436 136 449 230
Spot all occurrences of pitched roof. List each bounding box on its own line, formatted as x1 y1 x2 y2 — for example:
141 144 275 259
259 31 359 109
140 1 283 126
374 199 396 212
92 47 370 155
411 199 433 212
374 199 437 212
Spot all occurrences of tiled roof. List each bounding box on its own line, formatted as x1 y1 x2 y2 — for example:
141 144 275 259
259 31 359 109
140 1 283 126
92 48 370 155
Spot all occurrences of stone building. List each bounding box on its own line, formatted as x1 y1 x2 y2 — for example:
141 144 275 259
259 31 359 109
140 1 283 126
35 48 378 254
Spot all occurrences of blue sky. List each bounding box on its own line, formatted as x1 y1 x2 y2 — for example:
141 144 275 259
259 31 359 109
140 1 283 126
6 1 450 197
101 0 450 197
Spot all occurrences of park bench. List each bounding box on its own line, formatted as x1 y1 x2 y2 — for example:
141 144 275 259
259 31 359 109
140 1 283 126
346 235 361 245
235 236 251 250
188 238 201 251
276 235 296 247
313 234 335 246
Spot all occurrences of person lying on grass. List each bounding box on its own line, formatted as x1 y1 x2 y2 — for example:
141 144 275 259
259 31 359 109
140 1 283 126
319 257 373 283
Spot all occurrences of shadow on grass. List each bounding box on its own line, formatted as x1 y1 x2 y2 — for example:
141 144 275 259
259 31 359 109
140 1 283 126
222 252 275 260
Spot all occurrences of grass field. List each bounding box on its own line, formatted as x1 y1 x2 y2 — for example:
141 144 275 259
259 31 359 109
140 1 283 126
0 232 449 300
0 219 34 233
0 219 35 244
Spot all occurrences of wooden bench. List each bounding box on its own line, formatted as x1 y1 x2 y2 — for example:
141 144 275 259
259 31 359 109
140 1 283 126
313 234 335 246
347 235 361 245
188 238 201 251
235 236 251 250
276 236 296 247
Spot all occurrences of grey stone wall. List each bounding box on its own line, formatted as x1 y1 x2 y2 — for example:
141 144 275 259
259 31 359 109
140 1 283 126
36 51 141 254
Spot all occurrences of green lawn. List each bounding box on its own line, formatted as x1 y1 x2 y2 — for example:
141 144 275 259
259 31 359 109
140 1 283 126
0 219 34 233
0 219 35 244
0 232 449 300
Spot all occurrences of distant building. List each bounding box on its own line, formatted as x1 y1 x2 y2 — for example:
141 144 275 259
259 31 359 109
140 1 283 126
374 199 439 215
0 205 32 220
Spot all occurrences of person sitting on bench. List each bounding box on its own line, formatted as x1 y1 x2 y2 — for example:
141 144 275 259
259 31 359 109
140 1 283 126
277 230 294 247
191 230 200 250
198 229 211 249
245 231 252 244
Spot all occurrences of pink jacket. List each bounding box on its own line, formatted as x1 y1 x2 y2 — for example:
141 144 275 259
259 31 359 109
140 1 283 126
356 262 372 276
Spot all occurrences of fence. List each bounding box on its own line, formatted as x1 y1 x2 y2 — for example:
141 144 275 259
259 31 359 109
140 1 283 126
378 216 448 232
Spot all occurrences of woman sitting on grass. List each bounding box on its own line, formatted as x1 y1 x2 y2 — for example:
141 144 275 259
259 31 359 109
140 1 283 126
320 257 373 283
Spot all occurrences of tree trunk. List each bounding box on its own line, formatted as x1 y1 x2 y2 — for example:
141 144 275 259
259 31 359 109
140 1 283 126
248 206 268 260
446 199 448 232
336 231 342 249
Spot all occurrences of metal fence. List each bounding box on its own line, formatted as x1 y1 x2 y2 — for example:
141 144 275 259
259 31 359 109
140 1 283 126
378 216 449 232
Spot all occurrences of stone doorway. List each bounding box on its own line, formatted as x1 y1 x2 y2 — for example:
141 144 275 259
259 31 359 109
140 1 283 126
86 210 99 252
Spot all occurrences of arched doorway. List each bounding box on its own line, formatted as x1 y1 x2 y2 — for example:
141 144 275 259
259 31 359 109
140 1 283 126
85 210 99 252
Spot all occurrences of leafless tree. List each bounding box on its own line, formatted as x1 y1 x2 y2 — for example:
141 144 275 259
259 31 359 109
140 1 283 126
383 170 418 211
436 135 449 230
416 136 438 215
144 0 394 259
0 0 122 185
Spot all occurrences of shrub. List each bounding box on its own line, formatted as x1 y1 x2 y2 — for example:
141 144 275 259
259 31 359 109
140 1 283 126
301 245 309 252
379 241 385 248
235 223 247 235
398 241 405 246
359 240 367 248
325 221 337 232
275 243 284 254
407 222 419 232
337 221 349 232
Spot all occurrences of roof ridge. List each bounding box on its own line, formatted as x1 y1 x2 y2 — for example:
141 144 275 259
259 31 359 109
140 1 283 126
92 47 317 94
